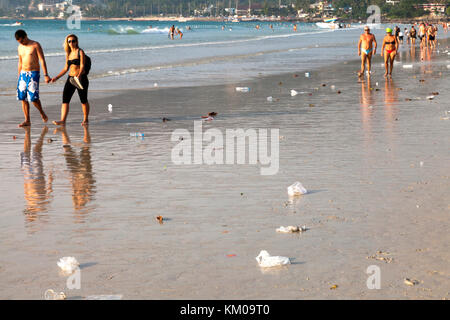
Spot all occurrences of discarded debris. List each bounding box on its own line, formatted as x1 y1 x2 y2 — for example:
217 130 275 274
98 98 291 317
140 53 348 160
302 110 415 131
267 96 274 102
47 138 54 143
288 182 308 196
130 132 144 137
227 254 236 257
57 257 79 274
162 117 171 122
404 278 419 286
431 92 439 96
330 284 338 290
337 90 342 94
403 65 413 69
156 216 164 224
44 289 66 300
427 95 435 100
290 90 298 96
305 72 310 78
108 104 113 112
236 87 250 92
13 136 17 140
255 250 290 268
276 225 307 233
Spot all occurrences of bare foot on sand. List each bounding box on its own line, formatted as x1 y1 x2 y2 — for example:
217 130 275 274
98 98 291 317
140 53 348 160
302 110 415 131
81 120 89 126
18 121 31 128
42 114 48 123
52 120 65 126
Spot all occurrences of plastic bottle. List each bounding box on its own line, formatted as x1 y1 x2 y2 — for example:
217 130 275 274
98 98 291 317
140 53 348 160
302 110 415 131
235 87 250 92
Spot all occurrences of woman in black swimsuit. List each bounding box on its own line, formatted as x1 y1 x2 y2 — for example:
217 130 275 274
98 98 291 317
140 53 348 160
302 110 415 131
51 34 90 126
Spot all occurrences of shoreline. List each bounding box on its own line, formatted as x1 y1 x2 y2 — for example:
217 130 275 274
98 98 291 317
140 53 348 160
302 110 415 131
2 16 449 24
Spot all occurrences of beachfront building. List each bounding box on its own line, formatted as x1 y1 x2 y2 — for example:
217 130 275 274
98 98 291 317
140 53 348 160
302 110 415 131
417 3 448 14
310 1 335 17
385 0 400 5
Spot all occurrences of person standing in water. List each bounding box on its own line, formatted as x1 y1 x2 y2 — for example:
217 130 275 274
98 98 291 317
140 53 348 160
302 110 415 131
357 26 377 77
381 28 398 78
169 25 175 40
51 34 90 126
410 25 417 46
15 30 49 127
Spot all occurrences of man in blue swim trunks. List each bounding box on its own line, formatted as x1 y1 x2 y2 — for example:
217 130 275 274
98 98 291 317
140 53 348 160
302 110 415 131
15 29 50 127
357 26 377 77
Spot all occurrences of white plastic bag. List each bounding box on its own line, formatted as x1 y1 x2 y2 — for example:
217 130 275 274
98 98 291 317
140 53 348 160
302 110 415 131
287 182 307 196
57 257 79 274
236 87 250 92
256 250 290 268
290 89 298 96
276 225 307 233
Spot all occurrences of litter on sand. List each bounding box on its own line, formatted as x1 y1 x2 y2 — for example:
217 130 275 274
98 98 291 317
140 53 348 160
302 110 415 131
402 65 413 69
287 182 308 196
290 90 298 96
130 132 145 137
255 250 290 268
154 83 158 87
57 257 79 274
44 289 66 300
267 96 274 102
108 104 113 112
404 278 419 286
236 87 250 92
276 225 307 233
426 95 435 100
305 72 310 77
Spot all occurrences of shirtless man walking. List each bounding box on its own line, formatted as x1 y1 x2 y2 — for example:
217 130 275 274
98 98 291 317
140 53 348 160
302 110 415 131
357 26 377 77
15 30 50 127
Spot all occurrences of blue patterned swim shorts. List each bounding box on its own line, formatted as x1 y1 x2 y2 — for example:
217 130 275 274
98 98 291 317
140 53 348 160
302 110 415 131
17 71 40 102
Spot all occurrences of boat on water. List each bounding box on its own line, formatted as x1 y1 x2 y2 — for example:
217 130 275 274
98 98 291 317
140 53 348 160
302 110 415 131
316 18 341 29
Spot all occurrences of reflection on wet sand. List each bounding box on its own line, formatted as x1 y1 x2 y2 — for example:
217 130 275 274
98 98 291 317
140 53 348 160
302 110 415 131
54 126 96 221
21 126 53 222
359 76 375 145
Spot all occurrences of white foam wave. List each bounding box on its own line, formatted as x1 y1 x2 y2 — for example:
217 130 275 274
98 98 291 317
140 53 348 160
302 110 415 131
0 29 332 61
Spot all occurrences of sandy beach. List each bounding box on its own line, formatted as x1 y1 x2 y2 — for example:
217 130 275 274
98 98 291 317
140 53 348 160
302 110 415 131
0 35 449 300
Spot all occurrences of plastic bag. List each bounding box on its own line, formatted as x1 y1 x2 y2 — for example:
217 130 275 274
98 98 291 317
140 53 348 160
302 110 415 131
287 182 307 196
57 257 79 273
276 225 307 233
236 87 250 92
256 250 290 268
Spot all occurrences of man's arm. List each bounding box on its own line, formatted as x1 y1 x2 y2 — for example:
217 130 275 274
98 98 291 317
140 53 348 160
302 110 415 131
18 48 22 78
36 42 50 83
358 36 362 56
373 35 377 54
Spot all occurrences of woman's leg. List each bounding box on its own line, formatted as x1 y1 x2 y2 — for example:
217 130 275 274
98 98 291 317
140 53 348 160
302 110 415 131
54 79 75 125
81 102 90 126
384 52 389 77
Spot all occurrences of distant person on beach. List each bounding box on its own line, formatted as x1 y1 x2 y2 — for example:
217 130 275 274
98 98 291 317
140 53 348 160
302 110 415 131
404 28 409 44
176 27 183 39
169 25 175 40
410 26 417 45
50 34 90 126
381 28 398 78
293 24 297 32
357 26 377 77
419 23 426 47
427 24 436 48
15 30 50 128
270 24 273 31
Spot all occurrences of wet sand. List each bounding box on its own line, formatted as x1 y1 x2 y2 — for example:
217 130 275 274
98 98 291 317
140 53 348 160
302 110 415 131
0 41 449 299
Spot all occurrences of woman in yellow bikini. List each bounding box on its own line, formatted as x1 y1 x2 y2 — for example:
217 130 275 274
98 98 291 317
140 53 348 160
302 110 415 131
381 28 398 78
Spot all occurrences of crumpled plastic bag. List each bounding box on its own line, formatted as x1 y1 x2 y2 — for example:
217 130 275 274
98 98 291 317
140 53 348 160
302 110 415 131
255 250 290 268
287 182 307 196
276 225 307 233
57 257 79 274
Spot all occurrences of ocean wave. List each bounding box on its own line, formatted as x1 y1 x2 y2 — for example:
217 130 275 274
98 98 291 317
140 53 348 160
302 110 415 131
0 29 332 61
